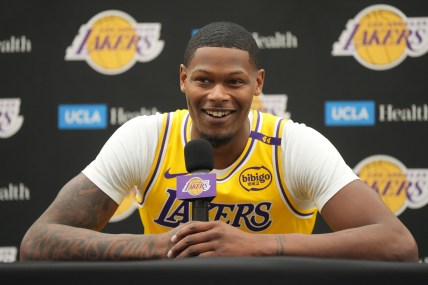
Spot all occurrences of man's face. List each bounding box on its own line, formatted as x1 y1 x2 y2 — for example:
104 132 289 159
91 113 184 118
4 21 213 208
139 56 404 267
180 47 264 147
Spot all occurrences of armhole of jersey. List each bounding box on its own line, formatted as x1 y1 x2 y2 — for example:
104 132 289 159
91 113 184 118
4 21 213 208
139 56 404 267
274 118 316 218
182 112 191 145
136 112 172 207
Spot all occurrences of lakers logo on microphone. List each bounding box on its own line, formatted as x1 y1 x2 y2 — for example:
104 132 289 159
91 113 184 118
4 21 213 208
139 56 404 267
65 10 164 75
176 173 216 200
183 177 209 196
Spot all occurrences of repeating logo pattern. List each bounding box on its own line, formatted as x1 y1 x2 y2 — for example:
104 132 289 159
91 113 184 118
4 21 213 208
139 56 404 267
251 93 291 119
58 104 108 130
354 155 428 215
325 101 375 126
0 98 24 139
332 4 428 70
65 10 164 75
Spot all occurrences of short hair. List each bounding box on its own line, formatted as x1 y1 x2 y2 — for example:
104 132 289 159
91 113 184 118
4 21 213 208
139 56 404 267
183 22 261 69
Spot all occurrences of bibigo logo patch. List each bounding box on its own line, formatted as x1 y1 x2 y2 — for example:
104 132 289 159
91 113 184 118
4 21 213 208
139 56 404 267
239 166 272 191
354 155 428 215
332 5 428 70
65 10 164 75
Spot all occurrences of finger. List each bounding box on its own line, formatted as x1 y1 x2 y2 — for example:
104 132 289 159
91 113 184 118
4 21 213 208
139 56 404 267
171 221 214 243
198 251 216 257
174 242 214 259
168 229 213 258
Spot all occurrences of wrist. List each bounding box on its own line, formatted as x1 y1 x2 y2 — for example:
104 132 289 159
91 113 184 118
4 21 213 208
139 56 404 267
255 234 286 256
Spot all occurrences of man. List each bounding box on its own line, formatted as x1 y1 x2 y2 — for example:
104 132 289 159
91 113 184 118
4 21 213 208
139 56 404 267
20 22 418 261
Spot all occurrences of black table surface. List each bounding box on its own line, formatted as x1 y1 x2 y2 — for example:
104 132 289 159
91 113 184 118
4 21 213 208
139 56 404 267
1 256 427 285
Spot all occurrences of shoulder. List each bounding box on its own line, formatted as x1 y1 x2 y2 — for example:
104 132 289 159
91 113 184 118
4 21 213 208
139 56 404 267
282 119 327 146
281 119 342 167
280 119 359 209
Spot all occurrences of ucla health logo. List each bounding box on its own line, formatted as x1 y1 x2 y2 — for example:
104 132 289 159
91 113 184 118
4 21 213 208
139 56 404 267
0 98 24 139
332 4 428 70
354 155 428 216
58 104 107 129
325 101 375 126
65 10 164 75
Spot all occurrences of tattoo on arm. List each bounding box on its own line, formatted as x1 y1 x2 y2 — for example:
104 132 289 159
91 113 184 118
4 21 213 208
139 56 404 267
43 174 116 230
21 174 140 260
23 174 168 260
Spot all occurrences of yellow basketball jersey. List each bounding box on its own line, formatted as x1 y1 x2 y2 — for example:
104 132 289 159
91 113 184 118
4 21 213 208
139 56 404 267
136 109 317 234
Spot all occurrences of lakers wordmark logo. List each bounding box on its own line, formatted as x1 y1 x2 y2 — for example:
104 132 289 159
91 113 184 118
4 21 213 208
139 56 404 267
332 5 428 70
65 10 164 75
354 155 428 215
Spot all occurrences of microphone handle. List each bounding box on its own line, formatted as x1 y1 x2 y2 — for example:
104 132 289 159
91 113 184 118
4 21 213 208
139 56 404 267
192 198 210 221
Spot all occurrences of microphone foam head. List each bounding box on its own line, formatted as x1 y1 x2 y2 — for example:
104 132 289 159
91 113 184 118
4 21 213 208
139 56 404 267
184 139 215 173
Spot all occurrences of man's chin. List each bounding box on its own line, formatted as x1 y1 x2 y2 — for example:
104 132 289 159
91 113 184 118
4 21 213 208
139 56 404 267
200 133 233 148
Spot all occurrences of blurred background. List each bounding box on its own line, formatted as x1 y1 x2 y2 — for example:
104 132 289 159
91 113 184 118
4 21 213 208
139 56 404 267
1 0 427 263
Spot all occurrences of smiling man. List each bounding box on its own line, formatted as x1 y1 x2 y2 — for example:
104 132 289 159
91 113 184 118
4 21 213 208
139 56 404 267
20 22 418 262
180 45 264 164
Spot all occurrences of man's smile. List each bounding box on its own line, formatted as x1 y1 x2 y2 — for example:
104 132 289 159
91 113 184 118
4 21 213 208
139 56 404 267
204 109 234 118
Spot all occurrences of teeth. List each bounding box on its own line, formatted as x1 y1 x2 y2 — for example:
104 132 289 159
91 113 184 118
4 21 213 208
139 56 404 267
206 110 231 117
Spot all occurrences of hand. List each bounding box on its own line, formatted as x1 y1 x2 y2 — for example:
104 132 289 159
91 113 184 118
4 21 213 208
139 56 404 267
167 221 269 258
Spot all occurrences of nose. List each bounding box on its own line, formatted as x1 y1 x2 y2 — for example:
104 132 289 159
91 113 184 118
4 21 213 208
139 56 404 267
208 84 229 101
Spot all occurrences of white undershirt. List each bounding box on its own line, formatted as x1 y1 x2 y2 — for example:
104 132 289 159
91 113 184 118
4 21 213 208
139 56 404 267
83 112 359 212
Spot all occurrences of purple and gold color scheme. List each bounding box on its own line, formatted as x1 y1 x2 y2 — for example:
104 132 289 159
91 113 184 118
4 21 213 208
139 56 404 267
176 173 216 200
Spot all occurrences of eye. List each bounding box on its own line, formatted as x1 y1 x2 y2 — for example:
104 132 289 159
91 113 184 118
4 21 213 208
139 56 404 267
195 77 210 84
228 79 244 86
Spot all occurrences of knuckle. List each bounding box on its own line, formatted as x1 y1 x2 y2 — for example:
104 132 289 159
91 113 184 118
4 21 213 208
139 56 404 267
187 248 199 257
183 236 193 245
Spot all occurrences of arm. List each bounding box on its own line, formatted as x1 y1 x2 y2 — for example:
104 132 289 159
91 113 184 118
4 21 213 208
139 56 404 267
167 121 419 261
20 172 176 261
280 179 419 261
167 179 418 261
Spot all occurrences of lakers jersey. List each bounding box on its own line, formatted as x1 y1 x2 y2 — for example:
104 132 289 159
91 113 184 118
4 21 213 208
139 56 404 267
136 109 317 234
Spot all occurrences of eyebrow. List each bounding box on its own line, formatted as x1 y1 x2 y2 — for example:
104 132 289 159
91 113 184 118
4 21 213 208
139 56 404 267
192 69 247 76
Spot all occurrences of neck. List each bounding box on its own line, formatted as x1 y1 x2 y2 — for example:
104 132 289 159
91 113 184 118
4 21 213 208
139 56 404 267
192 119 250 170
212 138 247 169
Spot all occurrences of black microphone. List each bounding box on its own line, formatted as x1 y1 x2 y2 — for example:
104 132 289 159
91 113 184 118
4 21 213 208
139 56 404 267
181 139 216 221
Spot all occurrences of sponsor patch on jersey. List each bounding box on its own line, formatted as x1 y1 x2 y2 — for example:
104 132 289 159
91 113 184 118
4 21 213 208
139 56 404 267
239 166 272 191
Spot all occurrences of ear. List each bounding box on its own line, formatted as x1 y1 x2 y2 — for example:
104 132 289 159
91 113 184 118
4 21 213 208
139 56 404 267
179 64 187 93
254 69 265 97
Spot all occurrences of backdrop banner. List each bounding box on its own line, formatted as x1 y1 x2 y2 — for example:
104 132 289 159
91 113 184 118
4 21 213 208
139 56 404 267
1 0 427 263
